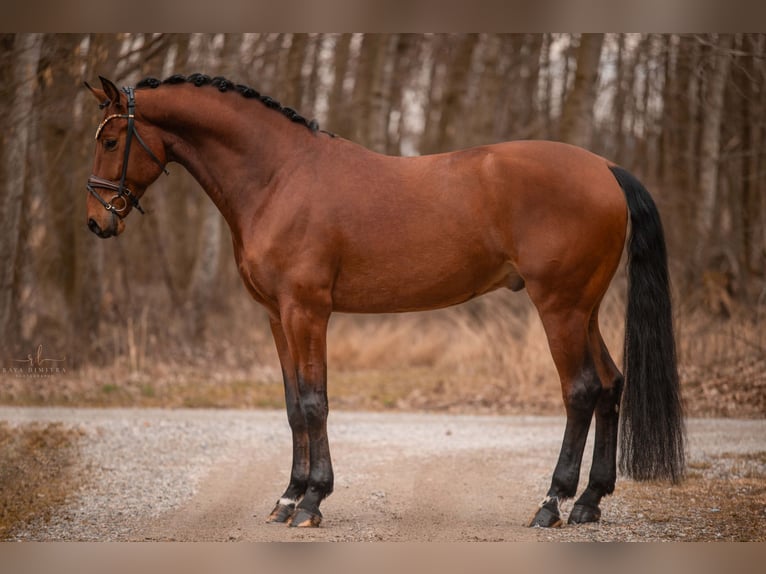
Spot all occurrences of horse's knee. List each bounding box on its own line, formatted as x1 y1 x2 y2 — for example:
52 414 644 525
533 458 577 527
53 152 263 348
297 383 328 427
285 398 308 431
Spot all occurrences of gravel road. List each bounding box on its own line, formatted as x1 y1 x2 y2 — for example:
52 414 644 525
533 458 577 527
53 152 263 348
2 407 764 541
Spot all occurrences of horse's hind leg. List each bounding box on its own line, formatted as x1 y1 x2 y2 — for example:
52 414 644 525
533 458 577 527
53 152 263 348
528 303 602 528
568 316 623 524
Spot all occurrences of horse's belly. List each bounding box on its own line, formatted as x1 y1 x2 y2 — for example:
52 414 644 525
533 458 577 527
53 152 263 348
330 258 521 314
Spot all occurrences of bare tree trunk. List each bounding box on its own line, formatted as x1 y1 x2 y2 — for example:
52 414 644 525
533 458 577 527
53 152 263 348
753 35 766 282
470 34 503 147
420 35 449 154
184 34 230 340
303 34 324 116
17 105 44 346
741 34 765 286
732 34 751 296
507 34 544 138
558 33 605 148
255 34 288 95
350 33 377 146
72 34 109 361
521 34 544 138
539 33 554 138
187 201 223 339
0 33 42 351
366 34 393 153
657 34 672 181
350 34 392 151
326 33 352 136
385 34 419 155
612 34 629 163
667 34 703 275
557 35 575 135
635 35 653 176
655 35 689 260
695 34 734 273
283 33 308 109
434 33 479 152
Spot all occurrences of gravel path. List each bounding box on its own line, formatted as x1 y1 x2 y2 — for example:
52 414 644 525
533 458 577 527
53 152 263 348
2 407 764 541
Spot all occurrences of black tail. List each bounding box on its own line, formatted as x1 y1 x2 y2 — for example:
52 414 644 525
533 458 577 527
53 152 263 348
609 165 685 483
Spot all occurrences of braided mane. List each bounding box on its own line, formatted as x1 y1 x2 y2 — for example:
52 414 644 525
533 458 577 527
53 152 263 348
136 73 331 136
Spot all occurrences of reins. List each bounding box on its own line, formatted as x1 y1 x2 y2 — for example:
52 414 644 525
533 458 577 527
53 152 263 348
87 86 169 217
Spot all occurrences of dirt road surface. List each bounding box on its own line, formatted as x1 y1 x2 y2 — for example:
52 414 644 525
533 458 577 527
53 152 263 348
2 407 764 541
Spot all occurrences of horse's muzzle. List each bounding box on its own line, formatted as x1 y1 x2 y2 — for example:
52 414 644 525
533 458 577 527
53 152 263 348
87 216 121 238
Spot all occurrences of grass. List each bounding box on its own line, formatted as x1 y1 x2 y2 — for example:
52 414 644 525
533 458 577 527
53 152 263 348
0 422 85 539
614 472 766 541
1 287 764 416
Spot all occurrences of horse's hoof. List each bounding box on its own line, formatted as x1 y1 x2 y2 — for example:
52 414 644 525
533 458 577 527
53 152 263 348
529 505 563 528
287 507 322 528
266 501 295 524
568 504 601 524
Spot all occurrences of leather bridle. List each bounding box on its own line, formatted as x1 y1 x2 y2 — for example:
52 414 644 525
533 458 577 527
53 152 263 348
87 86 168 217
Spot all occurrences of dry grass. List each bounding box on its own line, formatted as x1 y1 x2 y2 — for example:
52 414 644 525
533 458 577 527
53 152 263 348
0 422 86 539
1 285 764 416
607 450 766 541
677 305 766 417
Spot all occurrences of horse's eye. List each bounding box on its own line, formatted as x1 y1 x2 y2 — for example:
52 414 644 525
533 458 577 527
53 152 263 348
104 139 118 151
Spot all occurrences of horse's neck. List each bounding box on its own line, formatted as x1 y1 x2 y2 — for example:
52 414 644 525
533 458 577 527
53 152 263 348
144 89 307 232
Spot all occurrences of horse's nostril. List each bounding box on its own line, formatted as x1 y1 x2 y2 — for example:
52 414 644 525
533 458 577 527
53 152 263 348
88 218 101 235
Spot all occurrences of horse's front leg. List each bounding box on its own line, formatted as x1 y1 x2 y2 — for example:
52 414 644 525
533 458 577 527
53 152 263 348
266 318 310 523
276 297 333 527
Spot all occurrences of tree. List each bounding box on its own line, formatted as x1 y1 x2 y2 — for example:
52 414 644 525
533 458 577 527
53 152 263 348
350 33 392 151
558 33 605 148
184 34 232 340
694 34 734 274
433 33 479 152
1 32 765 371
385 34 420 155
325 34 353 137
282 33 309 110
0 34 42 353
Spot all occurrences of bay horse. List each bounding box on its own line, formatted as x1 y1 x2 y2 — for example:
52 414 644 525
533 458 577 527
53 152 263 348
84 74 684 529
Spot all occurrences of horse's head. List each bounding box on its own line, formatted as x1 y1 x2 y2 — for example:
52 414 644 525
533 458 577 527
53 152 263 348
84 76 168 238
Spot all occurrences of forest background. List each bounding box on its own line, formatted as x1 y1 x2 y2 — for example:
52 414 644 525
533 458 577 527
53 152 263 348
0 33 763 416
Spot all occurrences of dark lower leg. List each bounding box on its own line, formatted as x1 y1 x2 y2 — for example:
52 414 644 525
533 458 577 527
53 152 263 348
289 383 333 527
267 321 310 523
267 392 310 522
276 303 333 528
529 408 594 527
530 363 600 527
570 376 622 524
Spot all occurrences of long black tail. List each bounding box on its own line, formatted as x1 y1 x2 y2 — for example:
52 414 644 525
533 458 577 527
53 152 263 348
609 165 685 483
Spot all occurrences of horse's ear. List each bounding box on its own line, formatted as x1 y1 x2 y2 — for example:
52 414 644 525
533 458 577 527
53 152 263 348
98 76 122 107
84 81 109 107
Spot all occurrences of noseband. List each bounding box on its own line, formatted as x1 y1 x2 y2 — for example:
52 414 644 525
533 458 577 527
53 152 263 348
87 86 169 216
